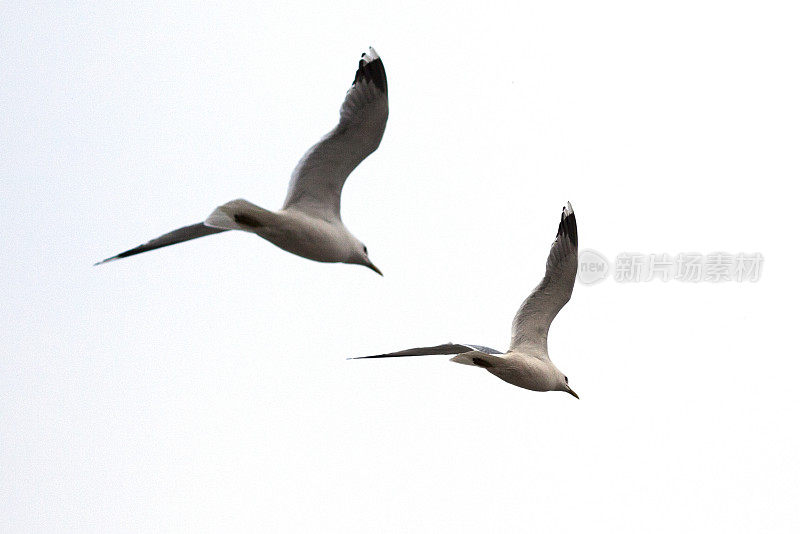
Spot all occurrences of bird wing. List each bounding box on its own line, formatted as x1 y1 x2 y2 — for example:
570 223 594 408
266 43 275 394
94 223 228 265
350 343 502 360
282 47 389 222
509 203 578 356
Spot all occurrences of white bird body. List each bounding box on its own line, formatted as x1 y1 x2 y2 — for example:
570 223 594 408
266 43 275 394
204 200 361 264
354 203 580 397
486 352 568 392
262 210 358 264
96 48 387 275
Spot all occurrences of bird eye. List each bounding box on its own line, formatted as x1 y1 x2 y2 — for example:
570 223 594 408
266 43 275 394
363 245 368 254
565 376 569 384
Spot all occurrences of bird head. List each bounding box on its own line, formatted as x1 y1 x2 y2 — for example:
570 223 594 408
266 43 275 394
350 242 382 276
560 373 579 399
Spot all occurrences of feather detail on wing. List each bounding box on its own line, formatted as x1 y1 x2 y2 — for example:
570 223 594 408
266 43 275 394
94 223 228 265
282 47 389 222
349 343 502 360
509 203 578 356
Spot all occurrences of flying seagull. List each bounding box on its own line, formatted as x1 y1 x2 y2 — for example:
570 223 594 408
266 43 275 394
352 203 580 397
95 47 388 275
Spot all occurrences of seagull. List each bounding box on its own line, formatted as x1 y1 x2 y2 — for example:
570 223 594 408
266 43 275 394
352 203 580 397
95 47 388 275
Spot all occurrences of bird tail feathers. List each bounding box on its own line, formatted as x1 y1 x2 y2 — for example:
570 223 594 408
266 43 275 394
204 199 273 232
450 351 505 368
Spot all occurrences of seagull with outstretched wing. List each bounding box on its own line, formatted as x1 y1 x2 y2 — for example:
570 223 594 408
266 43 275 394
353 203 580 397
96 47 388 275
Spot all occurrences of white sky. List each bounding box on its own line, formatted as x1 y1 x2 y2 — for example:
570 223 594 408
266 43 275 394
2 1 799 532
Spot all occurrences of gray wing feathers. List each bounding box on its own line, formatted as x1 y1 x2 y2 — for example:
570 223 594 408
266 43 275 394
510 203 578 353
350 342 501 360
94 223 228 265
282 48 389 221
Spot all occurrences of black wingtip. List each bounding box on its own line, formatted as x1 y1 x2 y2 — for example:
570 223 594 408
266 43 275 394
94 254 122 266
559 202 578 247
353 47 387 95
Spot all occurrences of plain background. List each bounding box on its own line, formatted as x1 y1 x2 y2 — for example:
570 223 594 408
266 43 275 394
2 1 799 532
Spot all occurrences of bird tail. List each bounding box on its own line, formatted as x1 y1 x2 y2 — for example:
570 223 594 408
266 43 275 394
204 199 275 232
450 351 505 369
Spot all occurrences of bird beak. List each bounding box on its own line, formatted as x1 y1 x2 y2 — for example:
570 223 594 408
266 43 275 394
366 260 383 276
566 386 580 399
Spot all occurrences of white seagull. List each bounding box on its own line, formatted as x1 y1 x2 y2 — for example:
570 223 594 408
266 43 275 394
353 203 580 397
96 48 388 275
